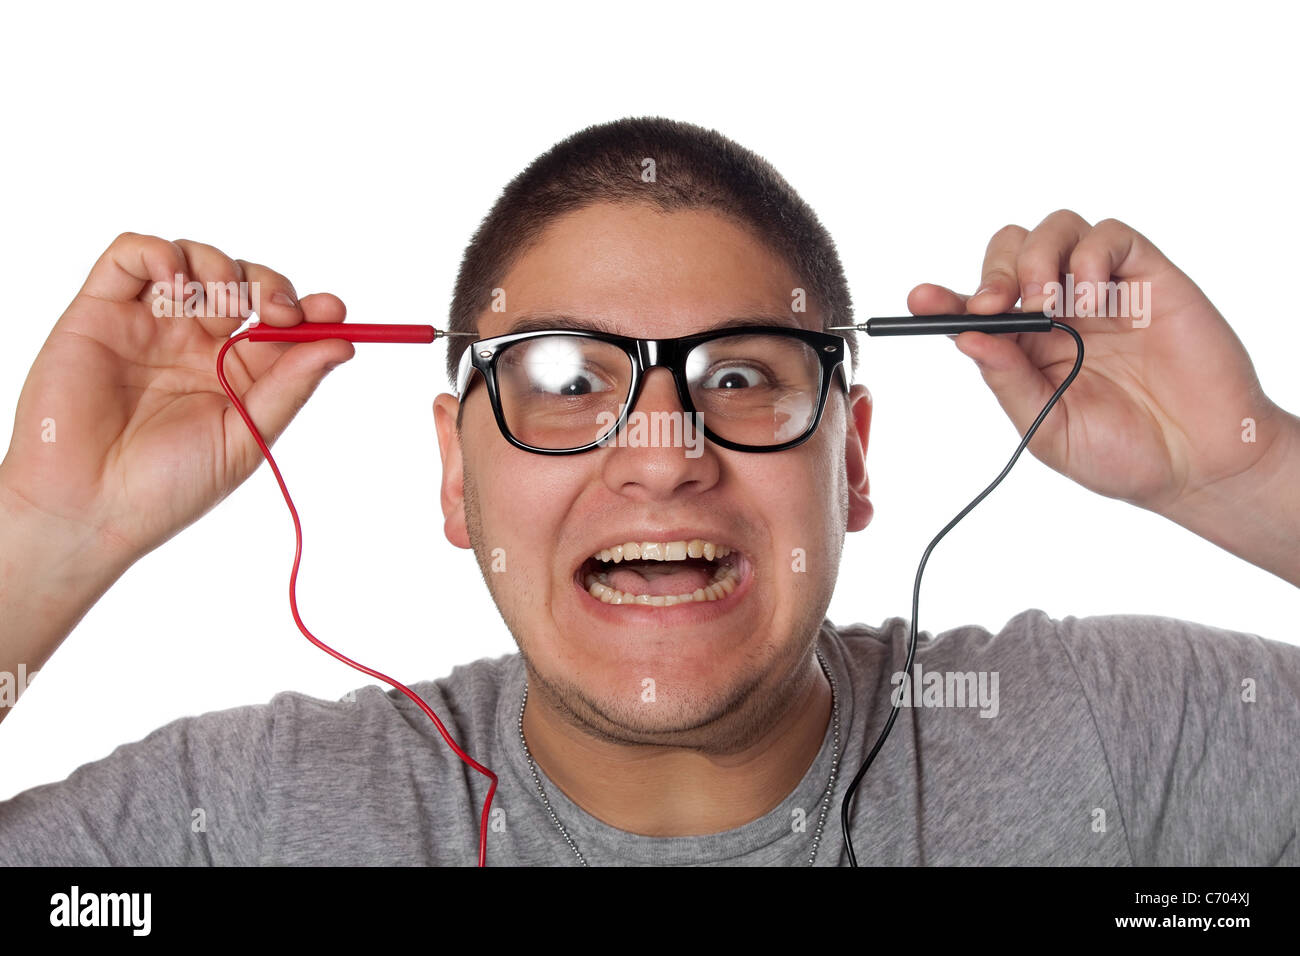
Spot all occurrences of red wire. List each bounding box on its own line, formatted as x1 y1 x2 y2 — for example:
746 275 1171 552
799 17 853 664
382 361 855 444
216 331 498 866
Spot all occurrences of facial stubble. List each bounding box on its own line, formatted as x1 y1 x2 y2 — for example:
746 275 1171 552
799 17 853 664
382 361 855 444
459 454 830 756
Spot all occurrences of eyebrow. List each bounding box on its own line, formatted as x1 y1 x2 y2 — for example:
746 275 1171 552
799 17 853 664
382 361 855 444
503 312 807 336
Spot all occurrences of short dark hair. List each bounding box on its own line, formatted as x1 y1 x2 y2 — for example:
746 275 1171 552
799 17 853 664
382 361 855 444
446 116 857 422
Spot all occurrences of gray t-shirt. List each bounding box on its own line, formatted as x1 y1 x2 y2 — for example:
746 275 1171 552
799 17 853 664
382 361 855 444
1 609 1297 866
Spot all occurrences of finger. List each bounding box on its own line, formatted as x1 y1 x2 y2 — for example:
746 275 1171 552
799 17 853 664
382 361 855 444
952 330 1066 459
1066 218 1177 322
967 224 1029 313
234 258 303 328
79 232 190 304
1017 209 1092 313
223 338 356 471
230 292 351 381
298 291 347 324
906 282 969 315
908 282 1022 347
172 239 250 339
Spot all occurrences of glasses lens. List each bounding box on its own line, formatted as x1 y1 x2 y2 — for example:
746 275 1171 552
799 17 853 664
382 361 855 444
685 333 823 447
495 335 633 450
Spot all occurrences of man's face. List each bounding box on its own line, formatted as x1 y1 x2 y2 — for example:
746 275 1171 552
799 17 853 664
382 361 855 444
434 202 873 752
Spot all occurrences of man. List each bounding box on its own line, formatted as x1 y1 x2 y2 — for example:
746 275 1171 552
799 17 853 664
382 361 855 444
1 117 1297 865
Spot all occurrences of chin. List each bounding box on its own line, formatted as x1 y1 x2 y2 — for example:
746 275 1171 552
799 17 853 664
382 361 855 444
535 651 774 746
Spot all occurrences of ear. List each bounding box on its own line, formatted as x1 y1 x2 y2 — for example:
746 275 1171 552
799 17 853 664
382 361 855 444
844 384 874 532
433 392 472 550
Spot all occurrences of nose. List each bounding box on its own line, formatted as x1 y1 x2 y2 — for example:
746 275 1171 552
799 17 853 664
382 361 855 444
628 365 682 418
600 367 718 499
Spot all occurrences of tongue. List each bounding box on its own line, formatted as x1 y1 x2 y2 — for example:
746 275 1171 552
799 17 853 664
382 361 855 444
607 559 715 597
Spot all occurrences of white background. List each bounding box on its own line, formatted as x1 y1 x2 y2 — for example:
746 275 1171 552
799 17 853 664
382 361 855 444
1 0 1297 799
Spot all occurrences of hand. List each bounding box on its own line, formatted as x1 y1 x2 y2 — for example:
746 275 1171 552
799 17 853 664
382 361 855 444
0 232 355 570
909 209 1293 518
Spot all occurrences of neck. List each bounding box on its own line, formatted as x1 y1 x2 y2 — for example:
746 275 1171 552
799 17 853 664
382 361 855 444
520 651 833 837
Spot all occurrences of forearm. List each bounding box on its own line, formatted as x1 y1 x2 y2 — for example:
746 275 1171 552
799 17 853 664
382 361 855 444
0 481 132 723
1159 407 1300 588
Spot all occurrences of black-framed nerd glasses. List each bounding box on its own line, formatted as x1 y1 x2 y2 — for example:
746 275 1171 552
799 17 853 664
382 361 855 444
455 324 851 455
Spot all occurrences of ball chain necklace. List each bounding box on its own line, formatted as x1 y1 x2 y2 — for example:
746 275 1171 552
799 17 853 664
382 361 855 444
517 650 842 866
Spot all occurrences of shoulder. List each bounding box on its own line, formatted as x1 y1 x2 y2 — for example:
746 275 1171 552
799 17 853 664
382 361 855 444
1043 611 1299 690
823 607 1297 666
257 651 523 755
820 609 1300 710
821 608 1063 668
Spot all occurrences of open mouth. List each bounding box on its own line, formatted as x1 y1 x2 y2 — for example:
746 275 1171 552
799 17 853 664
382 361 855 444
574 539 746 607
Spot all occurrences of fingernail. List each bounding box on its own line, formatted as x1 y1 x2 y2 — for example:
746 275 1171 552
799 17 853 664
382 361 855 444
1023 281 1043 297
271 291 297 307
973 284 995 298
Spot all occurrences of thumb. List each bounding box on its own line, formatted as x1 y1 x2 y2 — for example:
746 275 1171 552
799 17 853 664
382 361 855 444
228 339 356 455
953 331 1065 462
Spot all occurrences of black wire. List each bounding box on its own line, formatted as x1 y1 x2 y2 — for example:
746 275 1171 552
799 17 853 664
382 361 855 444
839 320 1084 867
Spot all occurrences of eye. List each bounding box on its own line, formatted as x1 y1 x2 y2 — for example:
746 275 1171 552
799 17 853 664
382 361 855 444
700 364 769 390
535 371 612 397
500 337 619 397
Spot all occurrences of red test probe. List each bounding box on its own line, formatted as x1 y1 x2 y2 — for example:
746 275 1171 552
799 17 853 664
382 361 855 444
217 322 495 866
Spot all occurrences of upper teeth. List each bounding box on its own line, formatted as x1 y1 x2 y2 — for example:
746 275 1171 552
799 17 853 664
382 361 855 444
591 540 733 563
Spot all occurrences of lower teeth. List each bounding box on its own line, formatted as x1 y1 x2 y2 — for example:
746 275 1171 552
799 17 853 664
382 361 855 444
583 563 739 606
